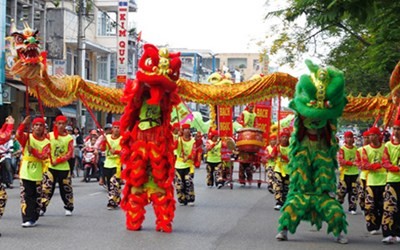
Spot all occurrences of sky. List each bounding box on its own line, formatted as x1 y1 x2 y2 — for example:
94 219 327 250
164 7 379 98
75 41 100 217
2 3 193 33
133 0 268 53
132 0 311 76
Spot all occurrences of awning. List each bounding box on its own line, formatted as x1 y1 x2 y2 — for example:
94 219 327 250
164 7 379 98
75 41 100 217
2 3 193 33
5 82 26 92
58 106 77 118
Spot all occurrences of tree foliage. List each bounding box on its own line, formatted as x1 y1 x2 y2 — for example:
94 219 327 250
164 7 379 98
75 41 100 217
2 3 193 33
265 0 400 95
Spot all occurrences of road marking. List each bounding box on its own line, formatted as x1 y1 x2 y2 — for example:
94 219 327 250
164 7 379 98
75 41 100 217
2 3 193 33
89 192 103 196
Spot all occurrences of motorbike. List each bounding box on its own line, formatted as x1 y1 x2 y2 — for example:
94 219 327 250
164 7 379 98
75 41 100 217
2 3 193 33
82 147 99 182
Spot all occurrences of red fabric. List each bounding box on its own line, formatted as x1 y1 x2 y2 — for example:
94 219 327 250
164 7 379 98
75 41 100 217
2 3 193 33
369 127 381 136
182 124 190 129
55 115 67 122
112 121 120 127
344 131 353 138
362 131 370 137
32 117 45 125
394 120 400 127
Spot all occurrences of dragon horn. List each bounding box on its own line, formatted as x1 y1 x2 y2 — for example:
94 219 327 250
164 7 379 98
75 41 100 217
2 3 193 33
23 20 30 29
9 19 17 34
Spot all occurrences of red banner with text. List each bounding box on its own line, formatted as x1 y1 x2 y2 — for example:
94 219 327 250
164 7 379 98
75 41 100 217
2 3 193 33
255 100 272 140
217 106 233 137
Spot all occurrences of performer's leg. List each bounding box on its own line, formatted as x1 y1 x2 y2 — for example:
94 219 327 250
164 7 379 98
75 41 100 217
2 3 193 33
238 163 246 185
277 193 310 234
151 186 175 233
266 166 274 194
0 184 7 219
348 175 358 212
58 170 74 212
337 178 347 205
274 172 284 207
20 179 41 223
206 162 214 187
41 170 55 213
382 182 399 238
174 168 186 205
184 169 195 203
245 164 253 184
365 185 381 232
215 162 224 187
108 172 121 208
282 175 290 204
316 194 348 237
121 184 148 231
358 178 366 212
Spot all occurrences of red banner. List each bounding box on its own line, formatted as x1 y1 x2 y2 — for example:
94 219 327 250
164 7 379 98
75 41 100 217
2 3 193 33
255 101 272 140
217 106 233 137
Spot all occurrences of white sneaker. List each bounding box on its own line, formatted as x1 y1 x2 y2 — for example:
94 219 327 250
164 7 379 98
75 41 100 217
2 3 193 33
276 230 288 241
217 183 223 189
187 202 195 206
65 210 73 216
349 210 357 215
335 234 348 244
370 230 380 235
382 236 396 244
21 221 37 228
274 205 282 211
39 210 45 216
395 236 400 243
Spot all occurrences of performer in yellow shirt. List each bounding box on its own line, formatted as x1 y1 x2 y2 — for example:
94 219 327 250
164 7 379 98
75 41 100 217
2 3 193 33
41 115 74 216
337 131 359 215
265 134 277 194
381 120 400 244
174 124 195 206
356 130 370 213
16 116 50 227
272 129 290 210
361 127 386 235
97 121 122 210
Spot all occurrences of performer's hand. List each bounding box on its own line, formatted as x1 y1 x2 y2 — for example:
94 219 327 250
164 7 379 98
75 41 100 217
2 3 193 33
346 161 353 166
6 116 15 124
369 163 381 170
388 166 400 172
22 116 31 126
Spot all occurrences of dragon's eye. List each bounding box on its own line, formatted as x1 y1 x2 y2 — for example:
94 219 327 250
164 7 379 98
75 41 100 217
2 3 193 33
24 40 29 45
15 36 24 44
145 58 152 66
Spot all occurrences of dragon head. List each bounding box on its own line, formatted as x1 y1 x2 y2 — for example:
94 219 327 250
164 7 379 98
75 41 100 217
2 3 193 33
136 44 181 105
8 21 42 64
289 60 347 129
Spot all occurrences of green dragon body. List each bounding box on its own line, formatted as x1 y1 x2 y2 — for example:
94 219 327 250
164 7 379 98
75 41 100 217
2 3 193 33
277 60 348 239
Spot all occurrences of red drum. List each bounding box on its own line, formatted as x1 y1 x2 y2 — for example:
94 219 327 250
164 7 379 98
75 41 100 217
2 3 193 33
235 128 265 153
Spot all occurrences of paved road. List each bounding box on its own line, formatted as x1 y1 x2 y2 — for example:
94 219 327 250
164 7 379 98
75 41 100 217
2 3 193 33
0 163 397 250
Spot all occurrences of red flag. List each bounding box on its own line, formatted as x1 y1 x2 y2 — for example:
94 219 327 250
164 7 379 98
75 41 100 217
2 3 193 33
137 31 142 42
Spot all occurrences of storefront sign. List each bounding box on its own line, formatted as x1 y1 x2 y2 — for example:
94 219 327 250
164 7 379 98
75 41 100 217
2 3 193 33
117 0 128 84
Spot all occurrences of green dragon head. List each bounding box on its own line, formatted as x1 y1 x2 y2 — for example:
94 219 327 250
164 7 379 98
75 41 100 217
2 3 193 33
289 59 347 129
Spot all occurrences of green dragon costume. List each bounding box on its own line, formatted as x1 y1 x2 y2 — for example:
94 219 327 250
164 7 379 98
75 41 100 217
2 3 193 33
276 60 348 243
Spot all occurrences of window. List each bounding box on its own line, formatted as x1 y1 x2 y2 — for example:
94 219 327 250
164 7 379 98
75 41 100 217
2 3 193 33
97 12 117 36
97 56 108 81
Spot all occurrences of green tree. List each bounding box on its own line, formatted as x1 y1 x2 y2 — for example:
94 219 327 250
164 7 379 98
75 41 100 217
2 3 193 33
265 0 400 95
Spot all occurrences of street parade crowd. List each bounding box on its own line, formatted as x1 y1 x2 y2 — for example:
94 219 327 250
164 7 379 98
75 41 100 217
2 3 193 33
0 104 399 244
1 38 400 246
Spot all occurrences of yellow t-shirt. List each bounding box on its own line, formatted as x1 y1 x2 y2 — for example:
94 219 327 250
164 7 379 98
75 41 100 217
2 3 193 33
49 132 73 171
20 134 50 181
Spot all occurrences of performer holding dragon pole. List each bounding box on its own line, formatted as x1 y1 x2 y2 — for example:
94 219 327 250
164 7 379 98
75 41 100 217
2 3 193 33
275 60 348 244
119 44 181 233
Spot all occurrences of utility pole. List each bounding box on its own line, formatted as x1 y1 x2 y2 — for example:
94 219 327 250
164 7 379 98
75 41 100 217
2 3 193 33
76 0 86 130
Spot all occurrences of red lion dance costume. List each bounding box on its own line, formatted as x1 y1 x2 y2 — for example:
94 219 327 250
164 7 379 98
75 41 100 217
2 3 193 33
120 44 181 232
